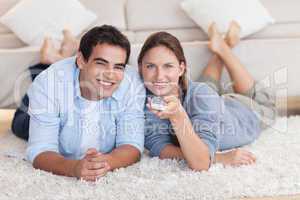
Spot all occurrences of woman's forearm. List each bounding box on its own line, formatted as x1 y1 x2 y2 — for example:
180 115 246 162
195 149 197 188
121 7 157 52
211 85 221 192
159 144 184 159
170 112 211 171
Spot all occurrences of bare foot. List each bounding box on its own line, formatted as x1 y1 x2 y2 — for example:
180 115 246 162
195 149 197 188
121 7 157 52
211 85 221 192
215 149 256 167
225 20 241 48
207 22 229 55
60 29 78 58
40 37 63 64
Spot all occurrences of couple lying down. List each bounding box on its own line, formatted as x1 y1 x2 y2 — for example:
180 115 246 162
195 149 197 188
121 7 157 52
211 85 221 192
11 23 276 181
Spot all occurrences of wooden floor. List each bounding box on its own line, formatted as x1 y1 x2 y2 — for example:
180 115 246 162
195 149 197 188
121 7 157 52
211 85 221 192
0 109 299 200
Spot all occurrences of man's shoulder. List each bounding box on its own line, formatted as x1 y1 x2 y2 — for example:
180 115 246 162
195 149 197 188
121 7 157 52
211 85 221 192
119 65 143 90
124 65 141 82
33 57 77 85
113 65 145 103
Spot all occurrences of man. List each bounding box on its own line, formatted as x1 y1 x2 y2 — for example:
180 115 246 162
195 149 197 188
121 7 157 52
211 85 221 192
26 25 145 181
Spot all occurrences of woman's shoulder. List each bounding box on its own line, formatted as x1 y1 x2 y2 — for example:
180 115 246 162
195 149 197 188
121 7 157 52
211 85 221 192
184 80 223 115
187 80 219 97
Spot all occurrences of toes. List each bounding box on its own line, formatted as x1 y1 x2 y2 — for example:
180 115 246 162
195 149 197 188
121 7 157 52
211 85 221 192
62 29 72 37
225 20 241 47
230 20 241 31
208 22 217 38
231 149 256 166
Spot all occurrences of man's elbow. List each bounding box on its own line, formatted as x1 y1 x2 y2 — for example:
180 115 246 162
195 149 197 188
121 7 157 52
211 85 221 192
32 156 43 169
120 145 142 164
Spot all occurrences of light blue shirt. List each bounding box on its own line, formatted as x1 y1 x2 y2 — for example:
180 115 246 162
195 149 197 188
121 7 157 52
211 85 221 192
26 57 146 163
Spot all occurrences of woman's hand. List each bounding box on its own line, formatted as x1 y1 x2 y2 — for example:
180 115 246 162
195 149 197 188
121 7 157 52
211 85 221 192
147 95 186 121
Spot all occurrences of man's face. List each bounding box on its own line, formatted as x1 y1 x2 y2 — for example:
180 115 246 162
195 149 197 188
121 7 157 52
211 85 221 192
77 43 127 100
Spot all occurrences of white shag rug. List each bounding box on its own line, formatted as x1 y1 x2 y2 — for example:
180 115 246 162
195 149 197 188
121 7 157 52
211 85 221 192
0 116 300 200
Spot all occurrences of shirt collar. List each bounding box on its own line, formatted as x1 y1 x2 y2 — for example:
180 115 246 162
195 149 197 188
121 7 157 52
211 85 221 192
74 65 82 99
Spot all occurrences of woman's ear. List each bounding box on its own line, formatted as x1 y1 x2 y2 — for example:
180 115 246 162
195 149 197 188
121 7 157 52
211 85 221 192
76 52 86 70
179 62 186 76
138 63 142 74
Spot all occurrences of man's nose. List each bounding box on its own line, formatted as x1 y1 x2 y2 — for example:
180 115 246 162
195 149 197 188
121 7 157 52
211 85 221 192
103 67 115 78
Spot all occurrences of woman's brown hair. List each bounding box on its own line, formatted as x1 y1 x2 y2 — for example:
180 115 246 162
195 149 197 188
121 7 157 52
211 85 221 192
137 32 188 93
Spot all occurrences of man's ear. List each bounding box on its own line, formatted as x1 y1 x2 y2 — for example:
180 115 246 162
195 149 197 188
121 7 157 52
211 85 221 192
76 52 86 70
138 64 142 76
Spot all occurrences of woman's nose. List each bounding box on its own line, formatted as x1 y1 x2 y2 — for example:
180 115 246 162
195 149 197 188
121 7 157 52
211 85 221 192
155 67 164 80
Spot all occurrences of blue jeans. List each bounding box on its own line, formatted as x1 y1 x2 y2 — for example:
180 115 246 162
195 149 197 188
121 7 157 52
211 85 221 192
11 63 50 140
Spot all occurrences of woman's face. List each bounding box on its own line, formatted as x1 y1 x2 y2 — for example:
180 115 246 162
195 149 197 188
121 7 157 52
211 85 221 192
140 46 185 96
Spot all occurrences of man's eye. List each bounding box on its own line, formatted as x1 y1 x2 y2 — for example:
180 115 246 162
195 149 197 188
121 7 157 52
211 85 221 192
115 66 125 71
96 62 105 65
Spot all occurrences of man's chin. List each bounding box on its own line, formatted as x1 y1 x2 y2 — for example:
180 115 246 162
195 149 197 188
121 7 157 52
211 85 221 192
97 87 117 99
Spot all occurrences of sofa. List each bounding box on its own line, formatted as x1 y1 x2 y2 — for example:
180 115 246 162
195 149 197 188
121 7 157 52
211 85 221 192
0 0 300 109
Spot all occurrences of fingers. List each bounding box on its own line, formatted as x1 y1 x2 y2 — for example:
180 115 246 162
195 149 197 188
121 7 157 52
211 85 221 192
86 161 107 170
87 155 107 163
86 148 98 155
146 103 162 116
80 162 111 182
147 95 183 119
84 163 110 176
84 148 101 159
162 95 177 103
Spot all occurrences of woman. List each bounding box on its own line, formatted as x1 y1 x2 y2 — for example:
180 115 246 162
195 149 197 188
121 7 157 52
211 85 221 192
138 22 276 170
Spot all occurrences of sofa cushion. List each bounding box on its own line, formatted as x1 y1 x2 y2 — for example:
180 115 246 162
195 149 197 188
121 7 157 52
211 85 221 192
180 0 275 38
126 0 196 30
0 0 19 34
261 0 300 23
125 22 300 44
80 0 127 30
0 0 98 46
133 28 207 43
248 23 300 39
0 0 127 38
126 0 300 33
0 33 25 49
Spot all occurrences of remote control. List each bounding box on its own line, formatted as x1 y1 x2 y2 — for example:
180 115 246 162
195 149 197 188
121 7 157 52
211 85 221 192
149 96 166 111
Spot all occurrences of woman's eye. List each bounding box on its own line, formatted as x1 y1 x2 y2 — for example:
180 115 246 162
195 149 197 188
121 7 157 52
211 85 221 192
146 64 155 69
165 64 174 68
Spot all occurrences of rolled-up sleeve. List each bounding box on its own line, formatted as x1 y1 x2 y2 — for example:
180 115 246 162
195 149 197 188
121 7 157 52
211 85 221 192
144 111 173 157
115 73 146 154
188 83 223 162
26 72 60 163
